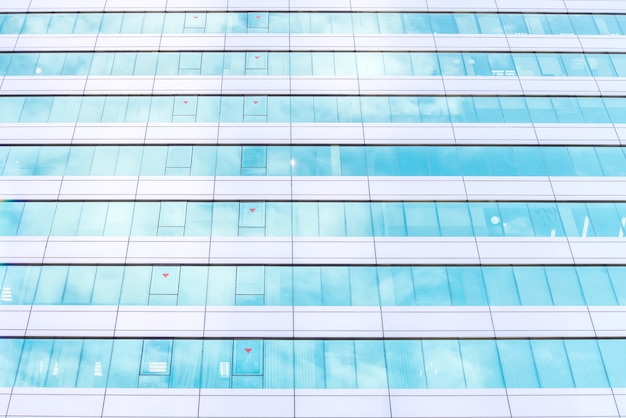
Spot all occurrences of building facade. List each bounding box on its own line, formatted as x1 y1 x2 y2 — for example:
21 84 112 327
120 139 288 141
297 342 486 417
2 0 626 417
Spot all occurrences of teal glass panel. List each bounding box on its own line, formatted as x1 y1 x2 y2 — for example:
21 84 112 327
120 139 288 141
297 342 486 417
379 266 416 306
62 266 96 304
355 341 387 388
607 267 626 305
324 341 357 388
564 340 610 388
513 267 554 305
206 266 236 306
76 339 112 388
294 267 322 306
264 340 293 388
264 266 293 306
17 201 55 235
45 340 83 388
178 267 208 306
15 340 54 386
119 266 151 305
91 266 124 305
483 267 521 305
460 340 504 388
1 265 39 305
532 340 575 388
171 340 202 388
422 340 465 388
385 340 426 389
201 340 233 388
349 267 380 306
413 266 451 306
0 339 22 386
448 267 487 305
498 340 540 388
598 340 626 387
545 267 585 305
294 340 325 388
321 267 351 305
34 266 67 304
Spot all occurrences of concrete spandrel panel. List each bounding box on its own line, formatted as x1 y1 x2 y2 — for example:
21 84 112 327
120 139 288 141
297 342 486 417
506 35 582 52
137 177 214 200
568 238 626 264
453 124 538 144
534 125 619 145
126 239 211 263
375 237 479 264
28 0 106 11
222 77 290 95
225 35 289 50
0 178 62 200
292 178 370 200
59 178 138 199
291 124 364 144
95 35 162 51
199 392 294 418
464 177 554 200
354 35 435 50
1 77 87 94
426 0 496 10
14 35 98 51
294 307 383 338
104 0 166 10
507 392 618 417
0 124 75 145
210 238 292 264
44 238 129 264
205 308 293 337
85 76 155 94
214 178 290 200
26 308 117 337
218 124 291 143
434 35 509 51
295 393 391 418
363 124 455 144
595 78 626 96
145 123 219 143
292 238 376 264
291 35 355 51
476 237 573 264
291 77 360 95
103 393 199 417
390 392 510 418
565 0 626 12
520 77 600 96
495 0 567 11
491 307 595 338
115 308 204 337
358 77 444 95
369 177 466 200
160 35 226 51
551 178 626 201
73 124 147 144
579 36 626 53
0 237 46 263
8 392 105 417
443 76 522 95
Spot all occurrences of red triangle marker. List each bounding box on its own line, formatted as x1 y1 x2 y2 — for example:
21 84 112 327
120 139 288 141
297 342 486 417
245 348 252 353
183 100 189 104
162 273 169 278
249 208 256 212
193 16 198 19
253 100 258 104
255 15 260 19
254 55 260 59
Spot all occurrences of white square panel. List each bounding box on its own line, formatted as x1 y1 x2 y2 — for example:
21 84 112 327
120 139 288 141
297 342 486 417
205 307 293 338
199 391 294 418
476 237 573 264
391 392 510 418
508 392 618 417
295 392 391 418
364 124 455 144
292 238 376 264
210 238 292 264
103 393 199 417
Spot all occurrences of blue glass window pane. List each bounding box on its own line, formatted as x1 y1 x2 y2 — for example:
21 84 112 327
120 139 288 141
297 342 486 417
385 340 426 388
447 97 477 122
587 203 621 237
0 202 23 235
77 202 108 236
63 266 96 304
448 267 487 305
324 341 357 388
264 340 293 388
485 147 518 176
552 98 583 123
564 340 609 388
469 203 503 236
91 266 124 305
474 97 504 122
397 147 429 175
578 98 611 123
294 340 325 388
568 147 603 176
0 339 23 386
430 14 457 33
349 267 380 306
513 267 554 305
403 14 431 34
413 267 451 306
139 146 167 175
76 339 112 388
378 266 415 306
171 340 202 388
201 340 233 388
319 203 345 237
355 341 386 388
265 266 292 306
2 265 39 305
321 267 350 305
545 267 585 305
607 267 626 305
458 147 490 175
598 340 626 387
293 267 322 306
372 202 405 236
498 340 539 388
436 203 473 236
389 97 420 122
206 266 236 306
596 148 626 176
428 147 460 176
17 201 55 235
0 97 25 122
460 340 504 388
119 266 151 305
361 97 390 122
34 266 67 304
527 98 557 122
483 267 521 305
422 340 465 388
45 340 82 387
266 202 291 236
500 203 534 237
500 97 531 122
20 97 53 122
528 203 564 237
532 340 575 388
292 203 319 236
178 267 208 305
15 340 54 386
405 203 439 235
558 203 592 237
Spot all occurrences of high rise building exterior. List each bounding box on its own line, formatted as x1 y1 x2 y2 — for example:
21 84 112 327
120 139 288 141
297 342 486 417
3 0 626 417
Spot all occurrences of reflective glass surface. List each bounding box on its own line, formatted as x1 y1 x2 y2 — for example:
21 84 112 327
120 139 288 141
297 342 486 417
3 145 626 177
0 96 623 123
0 338 622 389
2 265 626 307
